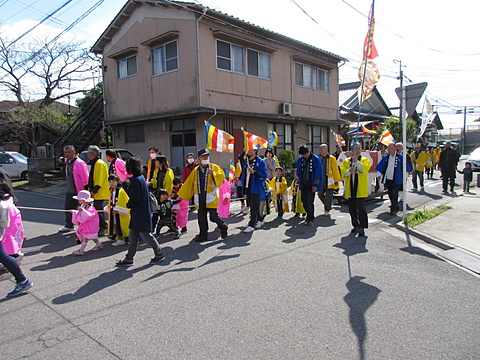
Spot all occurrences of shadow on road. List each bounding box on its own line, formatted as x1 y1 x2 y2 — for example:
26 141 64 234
51 265 151 304
344 275 381 360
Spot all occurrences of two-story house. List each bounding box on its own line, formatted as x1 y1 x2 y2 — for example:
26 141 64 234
91 0 346 172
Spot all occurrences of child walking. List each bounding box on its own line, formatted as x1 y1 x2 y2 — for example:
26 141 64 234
457 161 473 193
288 171 306 218
270 166 289 220
71 190 103 255
171 177 188 239
105 174 130 246
154 188 179 237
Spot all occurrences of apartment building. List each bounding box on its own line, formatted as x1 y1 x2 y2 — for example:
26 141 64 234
91 0 346 172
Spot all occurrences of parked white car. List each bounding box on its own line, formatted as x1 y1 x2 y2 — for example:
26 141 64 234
0 151 29 179
467 147 480 171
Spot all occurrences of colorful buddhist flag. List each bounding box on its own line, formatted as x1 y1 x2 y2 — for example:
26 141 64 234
228 160 235 183
242 128 268 150
358 0 380 104
205 121 234 153
331 130 346 146
269 131 279 147
361 125 376 135
378 128 394 145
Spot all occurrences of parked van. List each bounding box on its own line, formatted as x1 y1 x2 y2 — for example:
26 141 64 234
79 148 135 166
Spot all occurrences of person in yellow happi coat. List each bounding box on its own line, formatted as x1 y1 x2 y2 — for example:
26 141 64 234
425 146 435 179
317 144 342 216
178 148 228 242
340 143 371 237
434 146 442 170
104 174 130 247
269 166 289 220
409 143 427 191
288 171 306 217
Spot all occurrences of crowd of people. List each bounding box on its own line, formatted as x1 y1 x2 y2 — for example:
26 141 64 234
0 139 470 297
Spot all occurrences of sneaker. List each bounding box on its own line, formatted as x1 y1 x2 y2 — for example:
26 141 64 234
7 279 33 297
174 233 181 239
150 255 165 264
181 227 187 233
420 186 425 191
116 259 134 267
243 226 255 233
358 228 365 237
92 243 103 251
351 227 359 233
254 221 264 229
58 226 74 233
72 249 85 256
111 239 126 247
323 211 331 216
304 220 313 226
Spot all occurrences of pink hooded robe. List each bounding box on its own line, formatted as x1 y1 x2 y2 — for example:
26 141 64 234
217 180 231 219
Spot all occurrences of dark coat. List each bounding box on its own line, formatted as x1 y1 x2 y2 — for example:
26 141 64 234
126 175 152 233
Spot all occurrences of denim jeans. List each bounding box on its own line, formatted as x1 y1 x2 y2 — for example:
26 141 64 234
0 229 26 284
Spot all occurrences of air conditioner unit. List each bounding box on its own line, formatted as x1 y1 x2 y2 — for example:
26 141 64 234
281 102 292 116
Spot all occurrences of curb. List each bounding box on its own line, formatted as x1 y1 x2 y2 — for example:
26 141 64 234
395 221 454 251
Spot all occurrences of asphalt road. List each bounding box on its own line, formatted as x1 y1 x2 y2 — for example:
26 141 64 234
1 170 478 360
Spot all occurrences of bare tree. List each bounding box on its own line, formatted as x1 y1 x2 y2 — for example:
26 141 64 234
0 38 35 106
0 35 99 107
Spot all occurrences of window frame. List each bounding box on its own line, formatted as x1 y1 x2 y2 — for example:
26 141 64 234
267 123 293 154
125 124 145 143
216 39 245 74
118 55 138 79
247 48 271 79
295 62 329 92
152 39 179 76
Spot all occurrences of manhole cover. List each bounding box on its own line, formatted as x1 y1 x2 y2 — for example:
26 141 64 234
437 249 480 274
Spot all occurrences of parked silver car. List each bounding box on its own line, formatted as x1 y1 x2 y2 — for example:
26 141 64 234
0 151 29 179
467 147 480 171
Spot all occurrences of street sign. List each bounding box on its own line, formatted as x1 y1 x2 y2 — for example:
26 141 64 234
395 82 428 116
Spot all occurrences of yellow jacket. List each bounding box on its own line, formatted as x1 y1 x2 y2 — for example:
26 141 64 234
425 151 435 168
178 163 225 209
106 187 130 239
410 151 427 172
151 168 174 195
340 156 371 199
287 180 305 214
269 176 289 213
91 159 110 200
324 155 342 189
434 148 441 163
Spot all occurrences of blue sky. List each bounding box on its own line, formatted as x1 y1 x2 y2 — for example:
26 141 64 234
1 0 479 128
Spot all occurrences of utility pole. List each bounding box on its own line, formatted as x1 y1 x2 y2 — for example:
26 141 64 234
394 59 408 220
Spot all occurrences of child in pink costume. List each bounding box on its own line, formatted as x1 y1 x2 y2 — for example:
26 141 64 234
218 179 231 219
71 190 102 255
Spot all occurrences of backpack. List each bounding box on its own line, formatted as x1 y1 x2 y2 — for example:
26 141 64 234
149 191 158 214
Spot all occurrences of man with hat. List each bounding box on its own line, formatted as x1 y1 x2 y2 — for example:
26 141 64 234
178 148 228 242
410 143 427 191
438 141 459 193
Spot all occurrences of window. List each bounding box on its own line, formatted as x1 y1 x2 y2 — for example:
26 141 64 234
308 125 328 155
125 124 145 143
267 123 293 153
152 40 178 76
295 62 329 91
118 55 137 79
216 40 244 73
247 49 270 79
313 68 328 91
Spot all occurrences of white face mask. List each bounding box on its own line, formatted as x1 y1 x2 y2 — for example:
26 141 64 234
187 158 194 164
149 153 156 160
201 159 209 165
